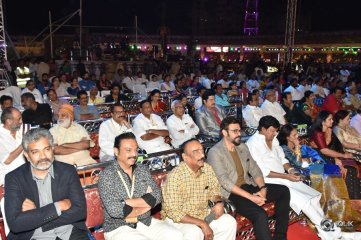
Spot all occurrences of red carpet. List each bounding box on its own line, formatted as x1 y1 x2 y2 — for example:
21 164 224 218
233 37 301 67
287 221 319 240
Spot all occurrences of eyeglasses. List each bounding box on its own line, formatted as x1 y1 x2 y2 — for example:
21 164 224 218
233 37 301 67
228 129 241 134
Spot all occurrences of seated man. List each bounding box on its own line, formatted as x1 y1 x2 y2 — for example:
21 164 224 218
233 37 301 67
194 87 206 111
98 132 183 240
74 90 100 121
261 89 286 125
195 90 226 138
166 100 199 148
0 107 25 186
88 86 104 105
242 93 263 128
46 89 69 122
21 92 53 129
214 84 230 107
207 116 290 240
4 128 88 239
132 100 172 154
99 103 132 162
162 138 237 240
246 116 360 240
21 79 44 103
50 104 96 166
321 87 344 115
0 95 13 116
281 92 301 124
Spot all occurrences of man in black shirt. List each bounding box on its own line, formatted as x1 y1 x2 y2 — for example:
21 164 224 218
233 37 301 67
21 92 53 129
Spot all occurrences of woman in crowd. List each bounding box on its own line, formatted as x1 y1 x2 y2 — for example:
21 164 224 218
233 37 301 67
51 76 68 97
59 73 70 90
333 110 361 159
98 72 111 91
278 124 361 229
67 77 80 97
300 90 320 123
310 110 360 198
105 83 130 103
148 89 166 113
160 74 175 92
227 82 239 97
239 80 249 103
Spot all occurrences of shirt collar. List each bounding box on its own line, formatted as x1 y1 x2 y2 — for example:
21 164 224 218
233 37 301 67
31 164 55 180
183 161 205 177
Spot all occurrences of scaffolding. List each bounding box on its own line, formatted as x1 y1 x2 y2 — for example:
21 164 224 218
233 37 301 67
0 0 6 60
243 0 259 36
284 0 298 65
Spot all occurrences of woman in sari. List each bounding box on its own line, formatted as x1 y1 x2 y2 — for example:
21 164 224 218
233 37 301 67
148 89 166 113
278 124 361 230
333 110 361 160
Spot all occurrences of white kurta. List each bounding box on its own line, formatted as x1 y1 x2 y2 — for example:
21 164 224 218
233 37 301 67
246 132 320 214
132 113 171 154
99 118 132 162
166 114 199 148
0 125 25 185
242 105 264 128
261 100 286 125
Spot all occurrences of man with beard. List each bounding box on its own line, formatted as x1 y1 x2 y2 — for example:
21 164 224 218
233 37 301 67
50 104 96 166
21 92 53 129
4 128 88 239
0 107 25 185
162 138 237 240
207 116 290 240
99 103 132 162
98 132 183 240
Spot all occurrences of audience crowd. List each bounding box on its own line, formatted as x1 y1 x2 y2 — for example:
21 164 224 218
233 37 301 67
0 57 361 240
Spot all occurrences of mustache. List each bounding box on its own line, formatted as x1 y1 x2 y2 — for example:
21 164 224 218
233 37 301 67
37 158 52 164
198 157 206 162
128 156 137 160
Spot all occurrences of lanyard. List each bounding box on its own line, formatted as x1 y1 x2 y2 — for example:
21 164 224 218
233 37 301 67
117 170 135 199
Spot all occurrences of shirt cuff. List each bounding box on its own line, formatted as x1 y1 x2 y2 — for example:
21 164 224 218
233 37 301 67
54 202 62 216
141 193 156 208
123 203 133 218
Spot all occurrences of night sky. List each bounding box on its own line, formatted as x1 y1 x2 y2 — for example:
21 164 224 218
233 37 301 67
4 0 361 36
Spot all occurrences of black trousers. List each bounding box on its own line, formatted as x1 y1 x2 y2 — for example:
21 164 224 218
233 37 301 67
229 183 290 240
55 227 89 240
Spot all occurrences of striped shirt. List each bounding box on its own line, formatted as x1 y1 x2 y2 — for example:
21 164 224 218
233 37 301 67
161 162 221 222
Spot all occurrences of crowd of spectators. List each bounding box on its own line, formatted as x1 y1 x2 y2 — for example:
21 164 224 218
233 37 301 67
0 56 361 239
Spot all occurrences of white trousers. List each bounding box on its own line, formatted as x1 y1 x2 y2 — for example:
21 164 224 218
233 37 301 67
165 214 237 240
104 218 183 240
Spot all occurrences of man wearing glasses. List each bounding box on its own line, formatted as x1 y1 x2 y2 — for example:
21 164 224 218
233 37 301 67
207 116 290 240
162 138 236 240
166 100 199 148
99 103 132 162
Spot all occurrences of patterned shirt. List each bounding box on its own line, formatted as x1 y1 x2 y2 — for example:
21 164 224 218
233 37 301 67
98 161 162 232
161 162 221 222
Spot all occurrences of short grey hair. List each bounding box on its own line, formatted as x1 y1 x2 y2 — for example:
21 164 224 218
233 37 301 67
171 100 182 110
22 128 54 152
1 107 17 124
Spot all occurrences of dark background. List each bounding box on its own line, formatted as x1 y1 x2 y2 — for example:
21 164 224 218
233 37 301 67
4 0 361 35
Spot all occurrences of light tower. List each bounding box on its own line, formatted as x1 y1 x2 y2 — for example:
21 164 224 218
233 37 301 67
243 0 259 35
284 0 298 65
0 0 6 60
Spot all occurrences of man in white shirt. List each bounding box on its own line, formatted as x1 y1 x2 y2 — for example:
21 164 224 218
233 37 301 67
21 80 44 103
99 103 132 162
122 71 136 92
246 116 360 240
296 78 308 96
0 107 25 185
132 100 172 154
135 72 148 85
50 104 96 166
194 87 206 110
247 79 260 92
261 89 286 125
201 73 214 89
310 79 326 98
350 109 361 135
147 74 161 91
166 100 199 148
242 93 263 128
284 78 303 101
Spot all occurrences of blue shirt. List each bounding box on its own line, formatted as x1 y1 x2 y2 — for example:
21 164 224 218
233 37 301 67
215 93 230 107
79 79 95 91
74 105 100 120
